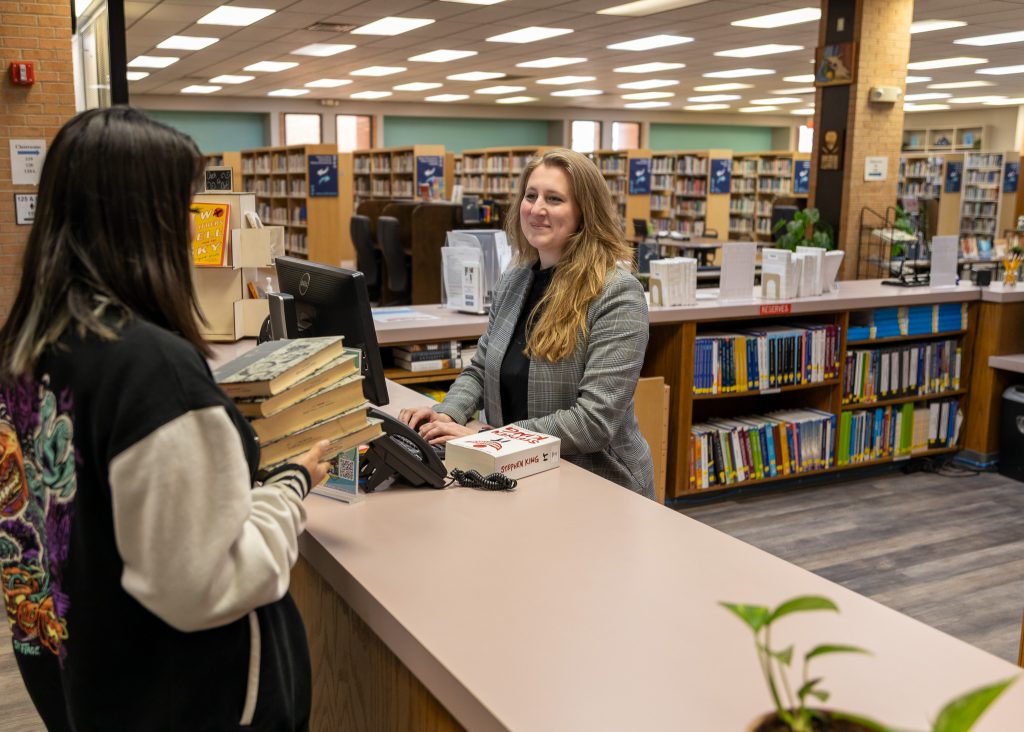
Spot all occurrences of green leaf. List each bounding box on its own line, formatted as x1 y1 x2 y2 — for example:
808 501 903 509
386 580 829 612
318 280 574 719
804 207 820 224
769 645 794 666
769 595 838 623
809 690 830 703
772 218 786 233
932 678 1014 732
719 602 771 632
804 644 871 662
797 677 823 701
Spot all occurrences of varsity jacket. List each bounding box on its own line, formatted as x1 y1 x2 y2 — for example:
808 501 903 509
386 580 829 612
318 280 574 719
0 316 312 731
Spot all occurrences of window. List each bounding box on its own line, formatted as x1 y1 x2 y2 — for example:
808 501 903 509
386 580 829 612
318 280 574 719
571 120 601 153
284 113 321 145
336 114 373 152
798 124 814 153
612 121 640 150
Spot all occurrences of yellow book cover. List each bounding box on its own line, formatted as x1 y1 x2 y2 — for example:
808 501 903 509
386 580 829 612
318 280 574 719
191 202 230 266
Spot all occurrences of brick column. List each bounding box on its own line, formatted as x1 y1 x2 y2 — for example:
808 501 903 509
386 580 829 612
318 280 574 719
809 0 913 280
0 2 77 324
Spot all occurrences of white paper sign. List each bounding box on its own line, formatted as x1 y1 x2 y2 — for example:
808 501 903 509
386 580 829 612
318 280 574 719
9 139 46 185
864 156 888 182
930 235 958 288
14 194 36 225
718 241 758 301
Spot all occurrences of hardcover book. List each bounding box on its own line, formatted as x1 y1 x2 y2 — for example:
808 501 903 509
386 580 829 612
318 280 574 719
233 354 359 418
444 424 560 480
191 202 231 266
258 402 370 469
249 373 366 443
215 337 345 398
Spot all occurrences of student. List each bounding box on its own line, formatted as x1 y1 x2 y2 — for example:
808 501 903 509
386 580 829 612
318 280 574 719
400 148 654 498
0 107 329 730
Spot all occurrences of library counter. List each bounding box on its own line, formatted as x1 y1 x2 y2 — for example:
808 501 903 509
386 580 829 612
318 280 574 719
290 381 1023 731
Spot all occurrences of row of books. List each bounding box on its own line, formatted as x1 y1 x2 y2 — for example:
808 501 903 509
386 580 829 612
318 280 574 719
693 325 841 395
688 409 836 490
392 339 464 372
215 337 381 481
843 339 962 405
847 303 967 341
838 399 962 465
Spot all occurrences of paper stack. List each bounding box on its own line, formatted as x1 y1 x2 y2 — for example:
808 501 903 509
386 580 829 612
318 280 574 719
649 257 697 306
760 248 799 299
795 246 824 298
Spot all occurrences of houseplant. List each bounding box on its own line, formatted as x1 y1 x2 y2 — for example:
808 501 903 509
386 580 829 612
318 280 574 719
721 595 1013 732
772 207 835 251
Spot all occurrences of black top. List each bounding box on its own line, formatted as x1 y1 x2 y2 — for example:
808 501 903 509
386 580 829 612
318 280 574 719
500 263 555 423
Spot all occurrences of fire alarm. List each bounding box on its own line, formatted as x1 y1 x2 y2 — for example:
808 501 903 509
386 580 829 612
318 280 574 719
9 62 35 86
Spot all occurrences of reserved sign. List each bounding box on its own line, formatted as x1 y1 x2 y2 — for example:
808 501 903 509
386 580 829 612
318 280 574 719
759 303 792 315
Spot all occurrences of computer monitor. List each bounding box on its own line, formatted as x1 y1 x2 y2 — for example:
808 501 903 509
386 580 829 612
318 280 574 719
274 256 389 407
461 194 481 226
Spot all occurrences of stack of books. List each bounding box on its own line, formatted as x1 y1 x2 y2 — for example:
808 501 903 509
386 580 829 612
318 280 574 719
214 337 381 474
392 339 463 372
649 257 697 307
838 397 962 465
848 304 968 341
843 338 962 405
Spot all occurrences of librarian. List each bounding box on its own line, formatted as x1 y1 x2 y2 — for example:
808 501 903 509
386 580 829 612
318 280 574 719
400 148 655 498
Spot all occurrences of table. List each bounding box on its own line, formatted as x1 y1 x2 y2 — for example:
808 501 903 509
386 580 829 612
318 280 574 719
989 354 1024 375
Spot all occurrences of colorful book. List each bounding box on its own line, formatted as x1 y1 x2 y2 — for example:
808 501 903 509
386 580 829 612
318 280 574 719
215 337 345 398
191 202 230 266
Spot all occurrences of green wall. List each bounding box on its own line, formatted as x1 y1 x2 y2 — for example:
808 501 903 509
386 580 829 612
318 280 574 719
384 116 552 153
141 110 267 153
649 124 778 152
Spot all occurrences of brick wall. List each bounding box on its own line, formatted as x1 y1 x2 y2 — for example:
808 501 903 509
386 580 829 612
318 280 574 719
0 3 77 324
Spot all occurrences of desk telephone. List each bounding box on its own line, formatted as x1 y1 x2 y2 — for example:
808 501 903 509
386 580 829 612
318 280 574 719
361 408 448 490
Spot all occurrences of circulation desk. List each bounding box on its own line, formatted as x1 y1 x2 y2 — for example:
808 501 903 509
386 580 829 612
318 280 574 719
288 381 1023 731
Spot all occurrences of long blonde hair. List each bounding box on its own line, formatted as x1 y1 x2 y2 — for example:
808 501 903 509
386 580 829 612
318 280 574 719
504 148 634 363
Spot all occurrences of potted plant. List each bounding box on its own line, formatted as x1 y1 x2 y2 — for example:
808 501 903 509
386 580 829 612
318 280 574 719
721 595 1013 732
772 207 835 251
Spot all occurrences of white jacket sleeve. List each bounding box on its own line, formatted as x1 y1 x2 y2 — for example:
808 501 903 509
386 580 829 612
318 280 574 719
109 406 308 632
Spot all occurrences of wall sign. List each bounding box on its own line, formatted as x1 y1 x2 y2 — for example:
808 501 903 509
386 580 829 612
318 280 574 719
794 160 811 194
14 193 36 225
819 130 844 171
710 158 731 194
308 154 338 197
864 156 888 182
204 166 233 192
1004 162 1019 194
9 139 46 185
416 155 444 198
628 157 652 195
944 161 963 193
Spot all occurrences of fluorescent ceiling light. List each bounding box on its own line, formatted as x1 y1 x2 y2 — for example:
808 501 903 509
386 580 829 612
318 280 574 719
617 79 679 90
783 74 814 83
304 78 351 88
393 82 443 91
907 57 986 70
197 6 274 26
607 35 693 51
211 74 254 84
622 91 675 100
771 87 815 94
291 43 355 57
350 90 393 99
904 92 952 101
904 103 950 111
904 75 932 83
267 89 309 97
694 82 751 91
732 7 820 28
352 17 435 36
625 101 671 108
955 30 1024 46
426 94 470 102
475 85 527 94
495 96 537 104
739 106 778 112
927 80 993 89
487 27 573 43
551 88 603 97
703 68 774 78
948 95 1006 103
126 71 149 81
752 97 802 104
598 0 711 17
985 97 1024 105
910 19 967 34
181 85 220 94
128 55 178 69
408 49 477 63
684 103 730 110
440 0 505 4
244 61 298 72
614 62 685 73
351 66 407 77
536 75 595 85
790 108 815 115
158 35 218 51
516 57 586 68
447 71 505 81
687 94 740 102
976 64 1024 75
715 44 802 58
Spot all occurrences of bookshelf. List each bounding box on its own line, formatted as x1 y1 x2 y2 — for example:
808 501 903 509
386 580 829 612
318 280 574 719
897 154 943 200
459 146 556 201
902 126 987 153
896 153 963 237
589 148 652 233
754 152 810 240
646 149 730 239
960 152 1004 238
352 145 451 206
728 154 758 239
240 144 353 264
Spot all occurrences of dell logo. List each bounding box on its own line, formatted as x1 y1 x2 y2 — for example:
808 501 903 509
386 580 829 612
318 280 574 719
299 272 311 296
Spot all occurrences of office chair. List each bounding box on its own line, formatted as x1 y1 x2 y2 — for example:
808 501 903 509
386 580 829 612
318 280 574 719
377 215 411 305
350 214 381 303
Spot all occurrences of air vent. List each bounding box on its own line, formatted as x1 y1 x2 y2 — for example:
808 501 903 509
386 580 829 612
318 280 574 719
306 22 357 33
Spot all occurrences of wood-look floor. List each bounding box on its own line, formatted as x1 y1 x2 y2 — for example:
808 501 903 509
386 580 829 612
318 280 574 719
1 469 1021 727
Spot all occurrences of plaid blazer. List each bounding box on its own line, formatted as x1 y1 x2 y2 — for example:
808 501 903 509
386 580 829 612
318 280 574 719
438 264 655 499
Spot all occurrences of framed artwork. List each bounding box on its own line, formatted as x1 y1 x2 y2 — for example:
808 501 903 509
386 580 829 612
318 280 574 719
815 42 856 86
819 130 845 171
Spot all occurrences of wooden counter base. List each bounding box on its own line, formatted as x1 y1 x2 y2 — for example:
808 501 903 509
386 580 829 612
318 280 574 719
291 557 466 732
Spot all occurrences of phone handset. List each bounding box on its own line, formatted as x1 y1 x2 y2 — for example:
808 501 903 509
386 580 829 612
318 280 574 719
360 408 448 490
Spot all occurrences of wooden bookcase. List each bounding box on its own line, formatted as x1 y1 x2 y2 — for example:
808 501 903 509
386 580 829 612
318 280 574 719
960 152 1003 238
589 148 652 233
202 151 242 188
459 146 555 201
240 144 353 265
728 154 758 239
903 125 987 153
896 153 962 237
352 145 452 206
754 151 808 240
646 149 730 239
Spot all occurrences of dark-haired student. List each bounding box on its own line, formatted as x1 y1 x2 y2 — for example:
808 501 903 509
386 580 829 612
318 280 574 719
400 148 654 499
0 107 328 730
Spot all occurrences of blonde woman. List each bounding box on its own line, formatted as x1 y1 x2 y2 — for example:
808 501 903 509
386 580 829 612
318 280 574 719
400 148 654 498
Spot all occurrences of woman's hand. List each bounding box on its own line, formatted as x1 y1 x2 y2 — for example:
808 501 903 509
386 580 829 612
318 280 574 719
418 421 476 445
293 439 331 488
399 406 452 430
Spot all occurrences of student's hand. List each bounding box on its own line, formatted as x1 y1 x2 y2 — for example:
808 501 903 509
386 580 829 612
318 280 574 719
399 406 452 430
294 440 331 488
418 421 476 445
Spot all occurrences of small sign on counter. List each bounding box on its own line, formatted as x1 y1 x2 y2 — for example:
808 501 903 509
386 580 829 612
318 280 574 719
759 303 792 316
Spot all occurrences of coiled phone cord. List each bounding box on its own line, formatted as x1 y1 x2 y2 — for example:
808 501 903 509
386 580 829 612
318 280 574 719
445 468 517 491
